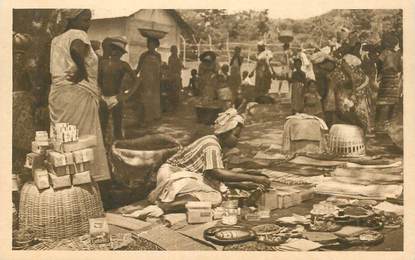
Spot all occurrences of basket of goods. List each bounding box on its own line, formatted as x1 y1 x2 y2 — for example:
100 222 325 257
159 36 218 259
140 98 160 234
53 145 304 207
18 182 104 240
342 206 374 219
137 18 170 39
252 224 293 246
328 124 366 157
111 134 181 197
278 30 294 44
204 226 256 245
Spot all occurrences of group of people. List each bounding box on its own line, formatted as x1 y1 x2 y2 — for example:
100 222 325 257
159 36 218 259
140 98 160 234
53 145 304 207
12 9 403 215
189 27 402 136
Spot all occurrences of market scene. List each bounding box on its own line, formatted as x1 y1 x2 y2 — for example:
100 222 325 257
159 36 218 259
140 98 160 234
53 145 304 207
12 8 403 251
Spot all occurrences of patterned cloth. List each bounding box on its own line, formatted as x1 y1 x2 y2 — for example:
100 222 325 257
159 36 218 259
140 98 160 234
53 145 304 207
167 135 224 174
147 135 225 204
49 29 110 181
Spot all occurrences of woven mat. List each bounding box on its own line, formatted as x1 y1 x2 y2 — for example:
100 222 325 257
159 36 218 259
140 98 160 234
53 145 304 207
135 225 215 251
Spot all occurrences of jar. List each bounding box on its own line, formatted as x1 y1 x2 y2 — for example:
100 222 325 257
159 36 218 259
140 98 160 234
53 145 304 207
222 200 238 225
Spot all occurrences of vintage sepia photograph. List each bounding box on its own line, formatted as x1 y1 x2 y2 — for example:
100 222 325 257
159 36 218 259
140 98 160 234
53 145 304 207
9 6 406 253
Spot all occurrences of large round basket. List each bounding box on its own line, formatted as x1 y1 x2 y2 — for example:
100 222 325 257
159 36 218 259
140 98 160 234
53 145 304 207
18 182 104 240
111 134 181 197
328 124 366 157
278 30 294 44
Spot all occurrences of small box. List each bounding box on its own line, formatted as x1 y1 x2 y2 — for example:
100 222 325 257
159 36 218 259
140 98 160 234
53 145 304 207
24 153 45 170
72 171 92 185
47 151 74 167
245 212 261 221
33 169 50 190
72 148 94 163
213 207 225 220
49 173 72 189
52 135 97 153
52 162 91 176
185 202 212 224
89 218 110 244
32 141 49 155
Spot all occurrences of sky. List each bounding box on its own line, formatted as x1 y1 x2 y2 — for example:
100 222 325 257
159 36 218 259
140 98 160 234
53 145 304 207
229 7 332 20
93 7 333 20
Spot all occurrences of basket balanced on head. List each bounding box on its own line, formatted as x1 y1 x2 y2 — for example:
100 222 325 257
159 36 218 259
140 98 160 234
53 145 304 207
328 124 366 157
18 182 104 240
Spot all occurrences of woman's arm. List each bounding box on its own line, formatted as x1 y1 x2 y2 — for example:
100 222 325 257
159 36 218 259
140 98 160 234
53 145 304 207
118 62 140 102
69 39 89 83
206 168 270 187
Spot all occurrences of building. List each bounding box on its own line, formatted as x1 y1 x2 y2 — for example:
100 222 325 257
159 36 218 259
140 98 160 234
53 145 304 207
89 9 193 66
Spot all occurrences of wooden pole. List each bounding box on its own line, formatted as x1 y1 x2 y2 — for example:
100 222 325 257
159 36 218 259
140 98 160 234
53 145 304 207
179 35 186 66
208 35 212 51
226 33 230 64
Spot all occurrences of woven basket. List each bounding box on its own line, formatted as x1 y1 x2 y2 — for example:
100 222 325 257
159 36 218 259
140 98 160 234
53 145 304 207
111 134 181 195
18 182 104 240
328 124 366 157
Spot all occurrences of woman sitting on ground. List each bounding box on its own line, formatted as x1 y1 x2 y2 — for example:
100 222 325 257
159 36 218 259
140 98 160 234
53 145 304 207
126 108 271 218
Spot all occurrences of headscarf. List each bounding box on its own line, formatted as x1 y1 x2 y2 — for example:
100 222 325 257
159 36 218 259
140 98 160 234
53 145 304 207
56 9 88 33
214 108 245 135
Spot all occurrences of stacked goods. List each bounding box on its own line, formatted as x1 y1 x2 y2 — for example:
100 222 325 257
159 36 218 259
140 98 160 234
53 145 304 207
47 147 94 189
24 131 50 190
258 186 314 210
185 201 212 224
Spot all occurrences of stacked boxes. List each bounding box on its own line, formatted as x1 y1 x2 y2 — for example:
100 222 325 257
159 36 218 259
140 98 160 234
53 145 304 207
22 125 97 191
185 202 213 224
47 125 96 189
258 185 315 210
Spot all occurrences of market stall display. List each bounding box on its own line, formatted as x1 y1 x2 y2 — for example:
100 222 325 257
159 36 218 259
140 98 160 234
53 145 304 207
328 124 366 157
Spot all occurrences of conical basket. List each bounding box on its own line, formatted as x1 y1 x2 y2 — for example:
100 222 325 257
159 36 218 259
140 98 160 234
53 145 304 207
328 124 366 157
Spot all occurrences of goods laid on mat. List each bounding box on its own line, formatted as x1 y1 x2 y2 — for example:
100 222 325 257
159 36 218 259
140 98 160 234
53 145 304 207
111 134 181 196
28 232 164 251
328 124 366 157
186 201 213 224
204 226 256 245
89 218 110 244
315 180 403 200
258 184 314 210
18 182 104 240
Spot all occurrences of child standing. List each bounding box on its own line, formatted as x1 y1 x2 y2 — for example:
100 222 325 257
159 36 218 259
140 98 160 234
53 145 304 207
290 58 307 114
188 69 200 96
303 80 324 119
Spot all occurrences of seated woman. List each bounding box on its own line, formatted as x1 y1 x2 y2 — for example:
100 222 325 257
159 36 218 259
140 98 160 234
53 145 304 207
126 109 271 219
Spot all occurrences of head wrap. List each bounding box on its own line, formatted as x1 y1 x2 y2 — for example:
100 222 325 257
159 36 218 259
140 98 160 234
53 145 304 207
56 9 89 32
214 108 245 135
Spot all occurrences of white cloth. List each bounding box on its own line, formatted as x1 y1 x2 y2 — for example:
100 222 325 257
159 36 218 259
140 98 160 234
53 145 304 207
298 52 315 80
50 29 99 97
286 113 328 130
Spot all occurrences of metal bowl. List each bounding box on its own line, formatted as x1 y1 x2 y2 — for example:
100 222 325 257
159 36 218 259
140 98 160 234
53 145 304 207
138 28 168 39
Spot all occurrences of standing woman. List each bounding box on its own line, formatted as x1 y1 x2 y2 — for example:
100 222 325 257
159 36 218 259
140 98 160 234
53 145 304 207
229 47 243 102
249 41 276 98
198 51 220 101
12 33 35 176
48 9 111 184
135 37 162 124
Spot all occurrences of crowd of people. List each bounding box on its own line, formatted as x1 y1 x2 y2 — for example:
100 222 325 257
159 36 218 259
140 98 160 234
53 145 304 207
12 9 403 213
